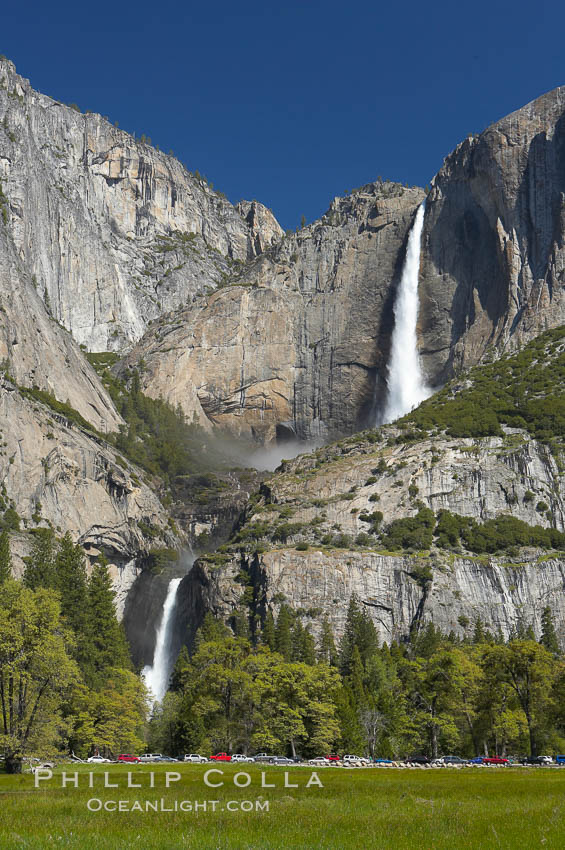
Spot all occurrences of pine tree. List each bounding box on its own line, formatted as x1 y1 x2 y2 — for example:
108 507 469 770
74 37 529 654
170 645 191 692
335 685 366 754
194 612 230 649
300 627 317 665
274 604 293 661
540 607 559 654
318 616 338 666
0 529 12 583
54 533 90 670
291 620 305 662
473 617 486 644
349 645 367 706
339 595 378 675
339 595 362 676
262 610 276 650
23 528 56 589
230 607 250 640
87 558 130 685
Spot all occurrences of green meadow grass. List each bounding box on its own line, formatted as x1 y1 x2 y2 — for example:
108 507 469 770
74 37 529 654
0 764 564 849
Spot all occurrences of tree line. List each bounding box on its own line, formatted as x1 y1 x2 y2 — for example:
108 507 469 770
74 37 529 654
2 524 564 769
148 598 565 762
0 529 146 771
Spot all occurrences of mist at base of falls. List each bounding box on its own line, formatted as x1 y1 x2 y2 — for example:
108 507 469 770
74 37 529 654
244 438 324 472
379 203 431 425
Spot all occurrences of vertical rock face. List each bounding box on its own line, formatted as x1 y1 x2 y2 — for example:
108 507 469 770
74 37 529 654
119 87 565 444
119 185 426 442
174 422 565 649
0 205 120 432
181 549 565 649
0 57 283 351
0 376 176 616
420 86 565 383
235 200 285 256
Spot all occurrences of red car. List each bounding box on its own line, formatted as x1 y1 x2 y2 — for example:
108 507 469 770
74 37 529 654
117 754 141 763
210 753 231 762
482 757 509 765
325 754 341 763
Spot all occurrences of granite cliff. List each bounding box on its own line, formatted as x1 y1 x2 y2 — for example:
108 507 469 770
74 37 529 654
4 55 565 654
175 327 565 649
119 184 426 443
177 422 565 649
419 85 565 383
122 85 565 445
0 56 282 352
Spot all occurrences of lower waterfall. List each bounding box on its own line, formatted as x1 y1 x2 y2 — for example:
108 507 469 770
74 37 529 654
142 577 182 705
380 202 430 424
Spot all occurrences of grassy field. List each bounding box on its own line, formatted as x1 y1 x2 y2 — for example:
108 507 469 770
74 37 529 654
0 763 564 849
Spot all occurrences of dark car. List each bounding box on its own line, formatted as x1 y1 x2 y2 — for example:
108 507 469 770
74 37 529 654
405 756 431 764
555 755 565 764
520 756 552 765
468 757 484 764
269 756 294 765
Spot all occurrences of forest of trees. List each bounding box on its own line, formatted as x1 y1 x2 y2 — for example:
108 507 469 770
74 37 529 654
2 521 565 769
0 529 146 771
147 597 565 763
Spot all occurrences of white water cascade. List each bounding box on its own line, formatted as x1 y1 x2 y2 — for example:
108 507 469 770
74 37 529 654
142 577 182 705
380 203 430 424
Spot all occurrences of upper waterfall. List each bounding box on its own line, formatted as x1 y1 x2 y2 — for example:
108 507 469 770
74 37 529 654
380 203 430 424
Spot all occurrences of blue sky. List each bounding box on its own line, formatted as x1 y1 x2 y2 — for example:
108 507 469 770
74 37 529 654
2 0 563 229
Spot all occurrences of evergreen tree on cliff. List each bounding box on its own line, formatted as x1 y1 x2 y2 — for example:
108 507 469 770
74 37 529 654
87 556 131 686
0 529 12 584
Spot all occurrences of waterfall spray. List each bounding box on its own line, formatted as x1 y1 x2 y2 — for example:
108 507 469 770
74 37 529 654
142 577 182 705
380 203 430 424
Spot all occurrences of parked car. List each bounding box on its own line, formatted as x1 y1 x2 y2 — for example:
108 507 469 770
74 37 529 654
405 756 431 765
117 754 141 763
482 757 509 765
343 754 368 765
184 754 207 763
210 753 231 762
309 757 330 765
231 754 254 763
520 756 553 765
434 756 467 765
139 753 162 762
555 755 565 764
268 755 294 765
325 754 340 763
373 758 393 764
87 755 111 763
253 753 272 762
468 757 484 764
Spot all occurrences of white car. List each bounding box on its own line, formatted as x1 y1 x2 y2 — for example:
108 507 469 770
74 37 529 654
342 754 368 765
139 753 163 762
183 754 208 763
231 754 254 763
308 757 330 765
87 755 111 763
